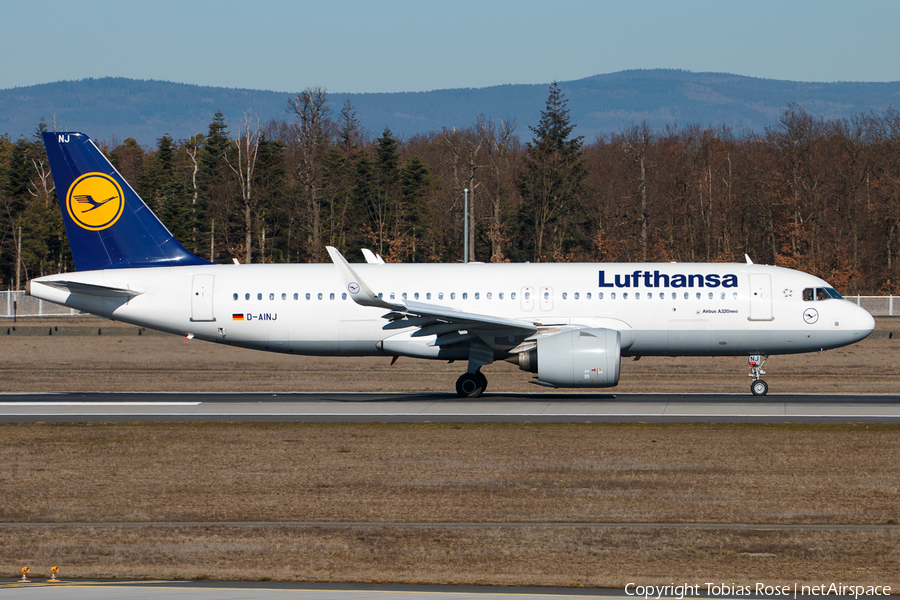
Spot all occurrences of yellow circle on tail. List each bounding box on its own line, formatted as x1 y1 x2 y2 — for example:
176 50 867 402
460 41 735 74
66 172 124 231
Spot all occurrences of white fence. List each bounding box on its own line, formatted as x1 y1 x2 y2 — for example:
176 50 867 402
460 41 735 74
1 290 898 318
2 291 81 318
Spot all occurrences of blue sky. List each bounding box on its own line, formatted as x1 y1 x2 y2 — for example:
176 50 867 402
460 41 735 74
4 0 900 93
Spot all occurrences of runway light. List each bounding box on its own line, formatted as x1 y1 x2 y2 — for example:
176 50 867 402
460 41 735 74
20 566 31 582
49 566 61 582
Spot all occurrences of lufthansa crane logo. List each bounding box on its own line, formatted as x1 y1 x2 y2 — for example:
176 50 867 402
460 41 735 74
803 308 819 324
66 172 124 231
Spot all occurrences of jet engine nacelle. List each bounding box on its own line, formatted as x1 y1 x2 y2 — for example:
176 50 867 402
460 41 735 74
515 328 621 388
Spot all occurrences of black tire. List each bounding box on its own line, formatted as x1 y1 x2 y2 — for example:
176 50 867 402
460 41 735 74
751 379 768 396
476 371 488 393
456 372 485 398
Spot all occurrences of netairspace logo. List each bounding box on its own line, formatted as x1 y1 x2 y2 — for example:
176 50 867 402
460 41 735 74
624 582 891 599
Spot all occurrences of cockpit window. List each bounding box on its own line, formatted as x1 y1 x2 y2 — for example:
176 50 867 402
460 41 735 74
803 287 843 301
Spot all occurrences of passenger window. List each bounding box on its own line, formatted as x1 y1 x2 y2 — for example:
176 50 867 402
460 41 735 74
451 292 456 300
733 292 737 300
543 291 549 299
499 292 504 300
695 292 701 300
305 293 311 300
599 292 604 300
623 292 628 299
342 293 347 300
233 293 238 301
245 293 250 301
672 292 677 300
390 292 395 300
586 292 591 300
487 292 492 300
611 292 616 300
474 292 480 300
524 292 529 300
511 292 516 300
282 293 287 301
720 292 725 300
683 292 689 300
708 292 713 300
438 292 443 300
317 293 323 300
562 292 567 300
635 292 640 299
402 292 407 299
414 292 419 300
463 293 468 300
647 292 652 299
294 293 299 300
257 293 263 301
330 293 335 300
426 292 431 300
269 293 275 300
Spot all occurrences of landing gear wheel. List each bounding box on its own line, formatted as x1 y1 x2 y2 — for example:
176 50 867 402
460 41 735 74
751 379 769 396
456 372 486 398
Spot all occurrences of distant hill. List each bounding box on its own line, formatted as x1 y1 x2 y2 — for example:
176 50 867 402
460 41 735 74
2 70 900 147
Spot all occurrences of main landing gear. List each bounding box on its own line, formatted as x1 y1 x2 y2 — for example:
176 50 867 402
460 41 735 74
456 371 488 398
748 354 768 396
456 340 493 398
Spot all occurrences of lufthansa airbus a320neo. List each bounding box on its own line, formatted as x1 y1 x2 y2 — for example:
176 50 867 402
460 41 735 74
27 132 875 397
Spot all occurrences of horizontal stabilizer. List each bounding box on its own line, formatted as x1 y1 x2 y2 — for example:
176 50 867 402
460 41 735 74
37 280 143 298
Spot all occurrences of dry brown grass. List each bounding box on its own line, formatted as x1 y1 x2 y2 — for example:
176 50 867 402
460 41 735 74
1 316 899 394
4 526 899 587
1 422 900 586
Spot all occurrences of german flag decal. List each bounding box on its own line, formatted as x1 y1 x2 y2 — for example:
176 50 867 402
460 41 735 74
232 314 244 321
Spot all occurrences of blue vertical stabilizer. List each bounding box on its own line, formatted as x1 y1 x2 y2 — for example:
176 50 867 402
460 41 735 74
42 131 211 271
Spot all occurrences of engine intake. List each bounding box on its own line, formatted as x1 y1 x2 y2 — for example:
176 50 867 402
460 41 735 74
515 328 621 388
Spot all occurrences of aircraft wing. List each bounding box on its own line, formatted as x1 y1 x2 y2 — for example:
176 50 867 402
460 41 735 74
326 246 537 348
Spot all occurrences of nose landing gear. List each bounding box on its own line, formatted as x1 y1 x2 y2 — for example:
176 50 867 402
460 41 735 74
748 354 768 396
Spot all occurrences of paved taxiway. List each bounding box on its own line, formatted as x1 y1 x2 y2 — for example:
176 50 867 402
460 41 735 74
0 580 837 600
2 392 900 423
0 581 615 599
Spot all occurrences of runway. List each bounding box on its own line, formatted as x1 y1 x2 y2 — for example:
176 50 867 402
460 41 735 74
2 392 900 423
0 580 622 599
0 580 846 600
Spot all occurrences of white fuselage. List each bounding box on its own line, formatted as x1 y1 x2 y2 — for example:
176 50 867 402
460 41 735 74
28 261 875 360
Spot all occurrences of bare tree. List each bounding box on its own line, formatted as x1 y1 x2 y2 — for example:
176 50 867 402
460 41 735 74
479 116 516 262
225 111 261 263
621 121 652 262
288 87 332 261
441 124 485 261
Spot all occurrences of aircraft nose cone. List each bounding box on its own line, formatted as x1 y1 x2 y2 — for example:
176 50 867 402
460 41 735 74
852 305 876 340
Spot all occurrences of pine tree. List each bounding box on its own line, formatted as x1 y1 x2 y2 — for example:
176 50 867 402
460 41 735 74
199 111 230 260
399 155 434 261
516 82 586 261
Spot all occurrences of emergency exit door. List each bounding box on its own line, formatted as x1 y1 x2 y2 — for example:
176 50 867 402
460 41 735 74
191 274 216 322
748 274 773 321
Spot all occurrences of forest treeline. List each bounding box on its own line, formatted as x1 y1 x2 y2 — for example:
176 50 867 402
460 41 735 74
1 83 899 295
